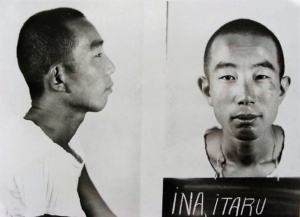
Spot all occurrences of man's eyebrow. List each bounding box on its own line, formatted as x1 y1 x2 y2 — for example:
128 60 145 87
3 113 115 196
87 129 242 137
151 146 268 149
214 62 237 71
253 61 275 71
90 40 104 50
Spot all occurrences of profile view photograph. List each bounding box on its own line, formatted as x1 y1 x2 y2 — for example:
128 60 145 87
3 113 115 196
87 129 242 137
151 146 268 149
199 19 290 177
0 1 143 217
0 7 116 217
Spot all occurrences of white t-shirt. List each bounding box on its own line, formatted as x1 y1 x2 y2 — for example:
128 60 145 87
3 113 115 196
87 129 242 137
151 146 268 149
0 117 86 217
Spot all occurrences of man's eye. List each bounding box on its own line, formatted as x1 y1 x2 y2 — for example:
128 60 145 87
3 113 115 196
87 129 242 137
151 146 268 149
95 53 102 57
220 75 235 80
255 75 269 80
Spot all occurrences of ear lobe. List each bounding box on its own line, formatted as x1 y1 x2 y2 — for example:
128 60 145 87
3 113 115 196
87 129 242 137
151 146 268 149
198 76 212 106
49 65 66 92
279 76 291 104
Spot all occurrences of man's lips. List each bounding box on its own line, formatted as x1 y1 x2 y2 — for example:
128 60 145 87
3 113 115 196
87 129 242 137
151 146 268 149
232 114 261 125
106 82 114 90
232 114 261 120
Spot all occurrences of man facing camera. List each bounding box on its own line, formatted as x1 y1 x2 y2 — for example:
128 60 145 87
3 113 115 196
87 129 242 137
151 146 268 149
199 19 290 177
0 8 116 217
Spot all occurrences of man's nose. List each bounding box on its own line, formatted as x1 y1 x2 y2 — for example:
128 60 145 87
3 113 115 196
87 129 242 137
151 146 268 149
236 79 255 105
105 55 116 75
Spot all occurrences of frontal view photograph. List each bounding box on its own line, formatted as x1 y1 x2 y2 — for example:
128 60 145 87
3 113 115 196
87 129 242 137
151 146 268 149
159 1 300 216
199 18 290 178
162 0 300 179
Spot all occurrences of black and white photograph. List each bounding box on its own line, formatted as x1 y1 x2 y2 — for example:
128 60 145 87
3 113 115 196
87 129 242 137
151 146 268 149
161 0 300 178
159 0 300 216
0 1 143 217
0 0 300 217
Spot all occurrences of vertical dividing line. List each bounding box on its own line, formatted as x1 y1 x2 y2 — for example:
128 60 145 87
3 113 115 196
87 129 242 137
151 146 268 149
166 1 169 68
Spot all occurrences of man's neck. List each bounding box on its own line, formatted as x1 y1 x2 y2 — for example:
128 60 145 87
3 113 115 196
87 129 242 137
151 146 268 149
24 97 86 150
222 127 275 166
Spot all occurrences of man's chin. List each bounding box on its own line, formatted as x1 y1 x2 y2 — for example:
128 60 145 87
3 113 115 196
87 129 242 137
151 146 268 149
234 127 259 141
88 101 108 113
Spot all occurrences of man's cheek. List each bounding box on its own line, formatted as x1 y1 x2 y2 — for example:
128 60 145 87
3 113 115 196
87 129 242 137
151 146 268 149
257 87 277 104
214 106 227 125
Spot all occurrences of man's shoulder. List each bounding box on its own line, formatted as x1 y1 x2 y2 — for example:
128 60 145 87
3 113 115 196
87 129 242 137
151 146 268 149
1 117 62 173
3 117 49 146
0 117 84 188
7 118 54 149
0 116 86 217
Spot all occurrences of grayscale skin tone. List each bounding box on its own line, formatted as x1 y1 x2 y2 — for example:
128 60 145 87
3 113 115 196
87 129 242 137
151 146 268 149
199 33 290 177
25 17 116 217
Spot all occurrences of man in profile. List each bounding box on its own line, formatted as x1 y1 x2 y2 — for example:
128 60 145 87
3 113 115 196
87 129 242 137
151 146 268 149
0 8 116 216
199 19 290 177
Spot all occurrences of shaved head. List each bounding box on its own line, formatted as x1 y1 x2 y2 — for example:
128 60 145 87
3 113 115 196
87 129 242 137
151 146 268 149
204 19 284 80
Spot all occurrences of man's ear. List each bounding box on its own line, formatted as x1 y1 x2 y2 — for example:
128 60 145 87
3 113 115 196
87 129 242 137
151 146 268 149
48 64 67 92
279 76 291 104
198 76 212 106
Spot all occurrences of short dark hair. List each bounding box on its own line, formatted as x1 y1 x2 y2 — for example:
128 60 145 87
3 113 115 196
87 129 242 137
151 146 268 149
204 19 284 79
17 8 85 100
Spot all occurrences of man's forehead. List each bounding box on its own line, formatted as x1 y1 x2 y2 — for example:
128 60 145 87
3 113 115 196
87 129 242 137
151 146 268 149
212 33 276 54
209 33 279 70
66 18 103 50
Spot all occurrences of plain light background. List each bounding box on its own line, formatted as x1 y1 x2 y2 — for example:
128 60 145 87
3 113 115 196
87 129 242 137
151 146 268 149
0 1 143 217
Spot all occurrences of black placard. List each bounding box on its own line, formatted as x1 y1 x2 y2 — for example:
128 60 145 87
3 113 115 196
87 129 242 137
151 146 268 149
162 178 300 217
